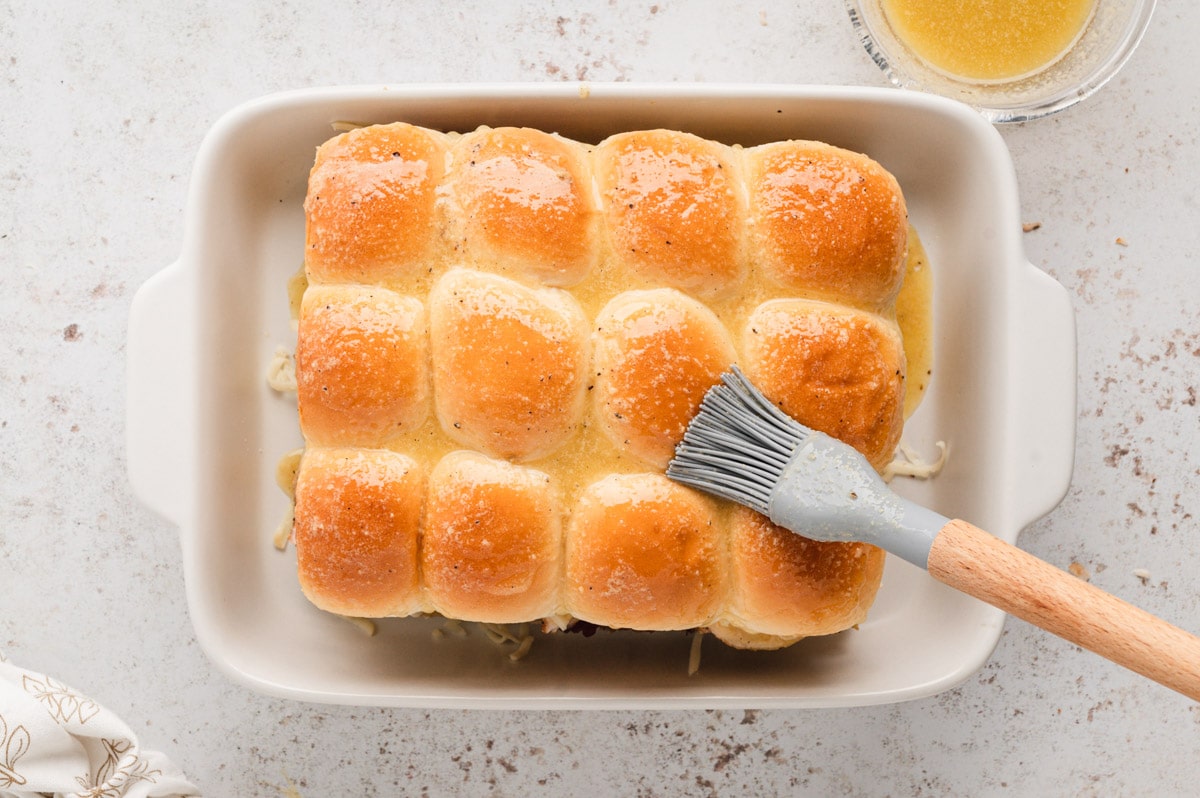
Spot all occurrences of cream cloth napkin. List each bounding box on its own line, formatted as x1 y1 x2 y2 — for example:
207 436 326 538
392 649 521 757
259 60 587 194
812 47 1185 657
0 651 199 798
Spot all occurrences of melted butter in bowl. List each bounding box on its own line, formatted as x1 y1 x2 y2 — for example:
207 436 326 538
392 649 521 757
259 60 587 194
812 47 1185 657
880 0 1097 84
847 0 1156 122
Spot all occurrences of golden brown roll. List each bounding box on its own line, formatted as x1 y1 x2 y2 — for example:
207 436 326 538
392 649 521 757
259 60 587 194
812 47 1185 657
592 288 737 468
595 129 745 299
429 268 590 461
713 507 885 646
564 474 725 631
295 284 429 448
742 298 905 471
446 126 599 287
423 451 562 623
304 122 449 286
744 140 907 310
292 447 425 618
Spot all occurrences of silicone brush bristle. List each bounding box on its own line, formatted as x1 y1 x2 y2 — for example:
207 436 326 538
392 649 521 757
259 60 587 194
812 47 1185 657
668 366 948 568
666 366 809 515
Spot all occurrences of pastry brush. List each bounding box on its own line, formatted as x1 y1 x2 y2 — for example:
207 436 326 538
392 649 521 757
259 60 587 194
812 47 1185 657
666 366 1200 701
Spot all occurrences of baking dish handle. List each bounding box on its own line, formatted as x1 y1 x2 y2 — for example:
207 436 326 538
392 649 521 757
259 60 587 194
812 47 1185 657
126 260 194 527
1009 263 1077 530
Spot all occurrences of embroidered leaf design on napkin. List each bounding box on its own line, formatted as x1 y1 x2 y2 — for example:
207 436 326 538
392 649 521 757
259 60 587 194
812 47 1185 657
74 772 125 798
74 738 163 798
0 712 31 787
21 673 101 725
94 737 131 789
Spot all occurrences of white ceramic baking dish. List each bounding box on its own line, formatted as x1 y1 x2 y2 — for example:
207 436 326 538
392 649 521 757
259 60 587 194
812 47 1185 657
127 84 1076 709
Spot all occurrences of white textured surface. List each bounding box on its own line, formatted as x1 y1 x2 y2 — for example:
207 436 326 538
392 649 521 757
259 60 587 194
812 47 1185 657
1 1 1197 795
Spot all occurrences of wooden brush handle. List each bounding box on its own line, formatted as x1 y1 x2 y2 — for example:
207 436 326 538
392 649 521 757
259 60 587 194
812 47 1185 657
927 519 1200 701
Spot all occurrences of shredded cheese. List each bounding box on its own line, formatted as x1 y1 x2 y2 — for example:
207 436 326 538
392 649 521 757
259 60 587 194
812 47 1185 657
429 618 467 642
688 629 706 676
266 346 298 393
480 622 537 661
883 440 948 482
430 619 535 660
339 615 378 636
541 614 574 633
270 449 304 550
509 633 536 662
272 504 294 551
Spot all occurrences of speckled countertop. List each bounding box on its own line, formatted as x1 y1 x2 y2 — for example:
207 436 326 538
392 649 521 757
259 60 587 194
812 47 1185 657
2 1 1198 795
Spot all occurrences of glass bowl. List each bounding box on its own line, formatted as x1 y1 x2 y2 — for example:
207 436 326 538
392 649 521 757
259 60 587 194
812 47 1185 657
846 0 1156 123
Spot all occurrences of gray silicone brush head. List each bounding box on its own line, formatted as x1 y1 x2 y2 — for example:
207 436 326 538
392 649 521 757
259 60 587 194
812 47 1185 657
666 367 947 568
